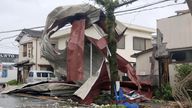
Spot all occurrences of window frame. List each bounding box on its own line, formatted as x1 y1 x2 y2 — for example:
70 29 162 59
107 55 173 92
23 44 27 57
133 37 151 51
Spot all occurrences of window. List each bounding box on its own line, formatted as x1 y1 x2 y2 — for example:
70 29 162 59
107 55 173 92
29 72 33 77
133 37 151 51
23 44 27 57
27 42 33 58
117 36 125 49
42 72 48 77
170 50 192 63
1 70 7 78
37 72 41 77
28 49 31 58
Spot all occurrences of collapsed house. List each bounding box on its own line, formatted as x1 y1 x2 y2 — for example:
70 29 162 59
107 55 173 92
2 4 152 104
40 4 152 104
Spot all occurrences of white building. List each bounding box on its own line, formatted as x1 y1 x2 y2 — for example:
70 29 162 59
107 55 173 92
117 23 155 63
0 53 18 83
52 22 155 64
131 48 159 85
157 10 192 87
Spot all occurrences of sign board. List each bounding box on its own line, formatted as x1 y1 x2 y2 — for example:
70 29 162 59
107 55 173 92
0 53 18 63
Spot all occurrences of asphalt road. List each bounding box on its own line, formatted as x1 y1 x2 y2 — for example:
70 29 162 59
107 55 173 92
0 94 61 108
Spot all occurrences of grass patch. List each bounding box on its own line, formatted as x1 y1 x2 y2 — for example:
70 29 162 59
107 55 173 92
6 80 21 85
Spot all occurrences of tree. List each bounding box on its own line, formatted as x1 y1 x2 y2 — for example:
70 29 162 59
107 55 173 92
94 0 138 97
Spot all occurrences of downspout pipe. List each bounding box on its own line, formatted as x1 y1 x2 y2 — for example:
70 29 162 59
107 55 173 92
35 38 38 70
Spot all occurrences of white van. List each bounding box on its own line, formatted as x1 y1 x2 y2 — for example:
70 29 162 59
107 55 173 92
26 70 58 83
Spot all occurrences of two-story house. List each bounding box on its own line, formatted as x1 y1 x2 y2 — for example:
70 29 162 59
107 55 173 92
50 21 155 81
15 29 57 83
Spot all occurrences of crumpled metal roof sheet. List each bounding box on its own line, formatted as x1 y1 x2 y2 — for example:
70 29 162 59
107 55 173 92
40 4 147 104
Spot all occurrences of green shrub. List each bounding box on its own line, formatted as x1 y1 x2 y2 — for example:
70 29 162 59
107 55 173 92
175 64 192 81
154 83 173 100
7 80 19 85
175 64 192 98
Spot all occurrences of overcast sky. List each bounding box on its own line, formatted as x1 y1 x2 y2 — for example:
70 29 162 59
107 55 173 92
0 0 188 54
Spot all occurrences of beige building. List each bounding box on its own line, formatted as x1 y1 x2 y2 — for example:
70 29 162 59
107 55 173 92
157 11 192 87
15 29 57 82
52 22 155 64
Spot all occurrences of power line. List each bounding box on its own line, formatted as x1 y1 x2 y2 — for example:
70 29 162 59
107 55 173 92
115 2 185 16
0 0 184 34
0 26 44 34
0 35 18 41
115 0 175 14
0 24 72 34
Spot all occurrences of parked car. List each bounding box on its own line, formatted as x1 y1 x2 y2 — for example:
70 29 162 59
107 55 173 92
26 70 58 83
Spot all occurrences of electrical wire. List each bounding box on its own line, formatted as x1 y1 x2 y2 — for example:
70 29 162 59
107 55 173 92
0 26 44 34
115 2 185 16
115 0 175 14
0 35 18 41
0 0 185 35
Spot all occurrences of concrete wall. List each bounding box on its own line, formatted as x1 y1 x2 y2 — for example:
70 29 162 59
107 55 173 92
135 51 159 85
57 36 69 50
168 63 177 87
136 51 159 75
157 13 192 49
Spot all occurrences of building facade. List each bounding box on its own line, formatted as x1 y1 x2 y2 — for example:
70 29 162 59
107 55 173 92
116 23 155 64
51 22 155 64
0 53 18 83
50 22 155 81
15 29 56 82
157 11 192 87
131 48 159 85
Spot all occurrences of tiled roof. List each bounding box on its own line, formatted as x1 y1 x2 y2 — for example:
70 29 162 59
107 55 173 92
15 29 43 42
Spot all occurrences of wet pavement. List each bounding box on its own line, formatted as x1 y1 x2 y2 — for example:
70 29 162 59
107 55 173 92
0 93 92 108
0 94 61 108
0 84 90 108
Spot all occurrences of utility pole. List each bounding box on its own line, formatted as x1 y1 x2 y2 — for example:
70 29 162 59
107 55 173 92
186 0 192 15
94 0 138 98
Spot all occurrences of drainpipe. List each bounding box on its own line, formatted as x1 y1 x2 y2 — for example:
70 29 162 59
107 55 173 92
35 38 38 70
158 59 162 90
